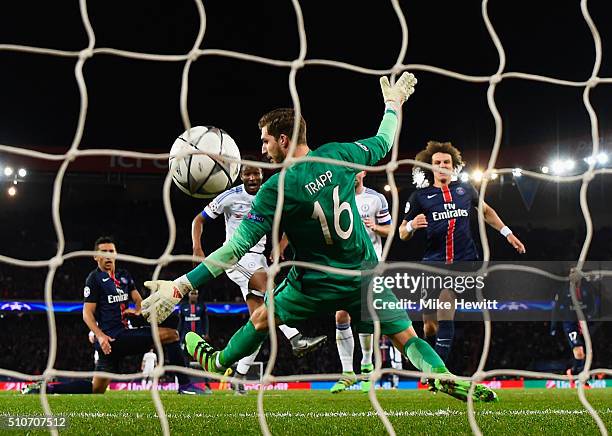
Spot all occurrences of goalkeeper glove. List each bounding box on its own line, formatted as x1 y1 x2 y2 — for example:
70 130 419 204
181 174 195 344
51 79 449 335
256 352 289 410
141 275 193 324
380 72 417 112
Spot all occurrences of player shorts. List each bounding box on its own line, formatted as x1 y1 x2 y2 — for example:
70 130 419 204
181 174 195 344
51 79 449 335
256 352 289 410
94 327 154 374
226 252 268 300
420 261 480 315
265 278 411 336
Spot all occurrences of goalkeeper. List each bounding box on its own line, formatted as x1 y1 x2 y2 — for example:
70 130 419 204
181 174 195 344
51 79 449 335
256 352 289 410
142 72 496 402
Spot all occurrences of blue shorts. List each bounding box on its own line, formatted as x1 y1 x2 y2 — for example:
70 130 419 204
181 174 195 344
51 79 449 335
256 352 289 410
94 327 154 374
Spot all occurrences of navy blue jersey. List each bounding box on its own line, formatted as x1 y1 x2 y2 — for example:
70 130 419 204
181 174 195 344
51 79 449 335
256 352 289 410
178 302 208 338
552 278 599 322
562 321 585 349
83 268 136 337
404 181 479 262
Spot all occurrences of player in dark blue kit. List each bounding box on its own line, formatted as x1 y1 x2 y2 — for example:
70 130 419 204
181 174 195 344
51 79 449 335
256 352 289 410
83 236 208 394
178 289 209 344
178 289 213 393
23 237 204 395
551 268 601 383
178 289 212 394
399 141 525 365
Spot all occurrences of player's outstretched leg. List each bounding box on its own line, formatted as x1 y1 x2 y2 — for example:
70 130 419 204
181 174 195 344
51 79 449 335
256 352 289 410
185 332 225 375
429 376 498 403
402 336 498 403
185 320 268 374
22 380 93 395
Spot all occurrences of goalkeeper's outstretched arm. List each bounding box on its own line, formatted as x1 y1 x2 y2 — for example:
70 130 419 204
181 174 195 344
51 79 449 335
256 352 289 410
186 219 262 286
141 192 272 323
335 72 417 167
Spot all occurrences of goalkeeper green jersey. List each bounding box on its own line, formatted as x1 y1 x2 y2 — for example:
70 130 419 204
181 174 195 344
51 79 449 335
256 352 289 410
188 109 398 295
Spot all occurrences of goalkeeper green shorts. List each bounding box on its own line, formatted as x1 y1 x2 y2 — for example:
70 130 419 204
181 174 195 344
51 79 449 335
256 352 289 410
265 278 411 336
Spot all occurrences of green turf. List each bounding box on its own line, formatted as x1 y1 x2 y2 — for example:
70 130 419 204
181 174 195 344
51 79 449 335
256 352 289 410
0 389 610 435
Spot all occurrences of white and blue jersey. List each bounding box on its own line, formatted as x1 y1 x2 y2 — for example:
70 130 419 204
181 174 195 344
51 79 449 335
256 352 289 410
201 184 268 299
202 184 266 254
404 181 479 262
356 186 392 260
83 268 135 337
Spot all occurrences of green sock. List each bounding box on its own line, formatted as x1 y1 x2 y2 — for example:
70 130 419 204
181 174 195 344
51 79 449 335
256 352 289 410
404 337 449 374
219 321 268 368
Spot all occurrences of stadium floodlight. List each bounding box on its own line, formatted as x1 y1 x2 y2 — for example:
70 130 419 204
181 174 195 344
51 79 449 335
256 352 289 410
551 160 565 174
471 169 483 182
459 172 470 182
512 168 522 177
541 165 550 174
383 184 391 192
7 186 16 196
4 166 13 177
596 152 608 165
551 160 563 174
584 153 608 166
18 168 27 177
551 159 575 174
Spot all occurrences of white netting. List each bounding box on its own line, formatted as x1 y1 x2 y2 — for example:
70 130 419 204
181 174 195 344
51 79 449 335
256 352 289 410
1 0 611 435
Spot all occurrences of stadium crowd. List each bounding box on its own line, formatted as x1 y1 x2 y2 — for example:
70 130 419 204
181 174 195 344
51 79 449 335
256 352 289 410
1 303 610 379
1 172 611 380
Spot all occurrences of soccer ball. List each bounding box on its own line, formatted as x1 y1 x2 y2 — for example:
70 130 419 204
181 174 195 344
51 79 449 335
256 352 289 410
169 126 241 198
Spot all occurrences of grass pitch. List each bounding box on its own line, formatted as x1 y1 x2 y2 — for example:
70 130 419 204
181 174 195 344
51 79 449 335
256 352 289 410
1 389 611 435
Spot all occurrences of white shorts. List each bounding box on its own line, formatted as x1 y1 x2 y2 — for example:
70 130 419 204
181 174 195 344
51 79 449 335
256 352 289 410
226 252 268 300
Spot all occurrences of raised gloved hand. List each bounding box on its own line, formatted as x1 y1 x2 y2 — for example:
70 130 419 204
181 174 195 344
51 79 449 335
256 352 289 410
380 72 417 112
141 275 193 323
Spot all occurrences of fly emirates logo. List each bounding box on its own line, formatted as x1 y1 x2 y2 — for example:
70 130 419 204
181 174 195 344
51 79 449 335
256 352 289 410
432 203 468 221
108 288 129 304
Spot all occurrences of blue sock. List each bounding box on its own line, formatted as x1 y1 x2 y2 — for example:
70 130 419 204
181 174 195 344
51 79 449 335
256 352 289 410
48 380 92 394
424 334 436 348
572 358 585 374
165 342 190 386
434 320 455 363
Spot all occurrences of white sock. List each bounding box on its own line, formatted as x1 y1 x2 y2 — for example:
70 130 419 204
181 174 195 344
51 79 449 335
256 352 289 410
359 333 373 367
236 344 262 376
279 324 300 340
390 346 402 387
336 323 354 373
391 346 403 370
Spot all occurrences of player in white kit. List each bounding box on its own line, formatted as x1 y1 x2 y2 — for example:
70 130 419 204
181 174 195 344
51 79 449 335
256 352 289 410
141 349 157 389
330 171 395 393
192 159 327 393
